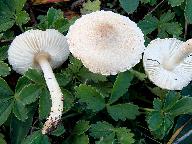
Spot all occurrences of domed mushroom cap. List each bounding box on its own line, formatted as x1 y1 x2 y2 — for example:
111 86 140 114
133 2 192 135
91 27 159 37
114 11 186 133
143 38 192 90
8 29 69 74
67 10 145 75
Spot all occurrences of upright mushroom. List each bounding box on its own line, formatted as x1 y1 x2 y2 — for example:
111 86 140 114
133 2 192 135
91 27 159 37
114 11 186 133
143 38 192 90
67 10 145 75
8 29 70 134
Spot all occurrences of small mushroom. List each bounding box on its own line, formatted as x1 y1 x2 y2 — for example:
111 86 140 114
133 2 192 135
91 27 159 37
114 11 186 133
8 29 70 134
67 10 145 75
143 38 192 90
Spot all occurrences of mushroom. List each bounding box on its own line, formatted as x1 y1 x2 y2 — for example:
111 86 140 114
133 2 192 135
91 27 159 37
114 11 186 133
143 38 192 90
8 29 70 134
67 10 145 75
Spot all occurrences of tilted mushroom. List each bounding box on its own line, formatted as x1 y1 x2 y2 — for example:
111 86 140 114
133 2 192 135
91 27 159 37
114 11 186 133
143 38 192 90
8 29 70 134
67 10 145 75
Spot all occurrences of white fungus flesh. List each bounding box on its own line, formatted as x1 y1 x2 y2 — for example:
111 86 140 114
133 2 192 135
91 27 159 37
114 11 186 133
8 29 70 134
143 38 192 90
67 10 145 75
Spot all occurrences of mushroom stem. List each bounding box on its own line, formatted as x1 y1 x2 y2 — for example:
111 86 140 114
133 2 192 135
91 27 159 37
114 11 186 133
37 56 63 134
163 39 192 70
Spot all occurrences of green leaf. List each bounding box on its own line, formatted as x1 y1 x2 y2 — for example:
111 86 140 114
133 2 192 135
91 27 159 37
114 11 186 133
153 98 162 111
185 0 192 24
75 84 105 112
0 99 14 126
141 0 156 5
107 103 139 121
90 121 114 139
11 105 36 144
15 10 30 26
138 15 158 35
73 120 90 135
92 82 113 98
147 110 173 139
54 19 70 33
119 0 140 13
78 67 107 83
0 17 14 32
110 71 133 104
147 111 163 131
66 56 83 74
24 69 44 84
51 124 65 136
168 0 184 7
17 84 42 105
62 89 74 112
81 0 101 14
163 91 180 111
0 46 8 60
95 133 115 144
37 7 70 33
139 11 182 37
0 0 28 32
116 127 135 144
146 93 185 140
169 97 192 116
158 12 182 37
159 11 175 22
39 88 51 120
14 0 27 12
72 134 89 144
15 76 31 93
56 72 72 87
0 77 14 99
161 22 182 36
22 130 50 144
0 61 10 77
130 70 147 81
13 101 28 121
47 7 63 28
0 134 6 144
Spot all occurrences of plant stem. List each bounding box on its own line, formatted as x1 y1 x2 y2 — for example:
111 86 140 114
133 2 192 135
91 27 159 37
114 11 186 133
146 0 165 16
62 113 80 120
19 25 24 32
140 107 154 112
37 55 63 134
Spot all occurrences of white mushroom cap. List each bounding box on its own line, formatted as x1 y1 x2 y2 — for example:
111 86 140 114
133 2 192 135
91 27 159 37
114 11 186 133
8 29 69 74
67 10 145 75
143 38 192 90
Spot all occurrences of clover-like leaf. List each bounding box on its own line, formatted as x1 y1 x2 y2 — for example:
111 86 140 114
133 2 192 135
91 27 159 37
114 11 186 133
0 0 29 32
75 84 105 112
119 0 140 14
168 0 184 7
116 127 135 144
107 103 139 121
73 120 90 135
0 99 14 126
110 71 133 104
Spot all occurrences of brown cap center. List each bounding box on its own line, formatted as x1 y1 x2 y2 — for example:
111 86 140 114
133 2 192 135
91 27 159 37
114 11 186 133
95 23 114 37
